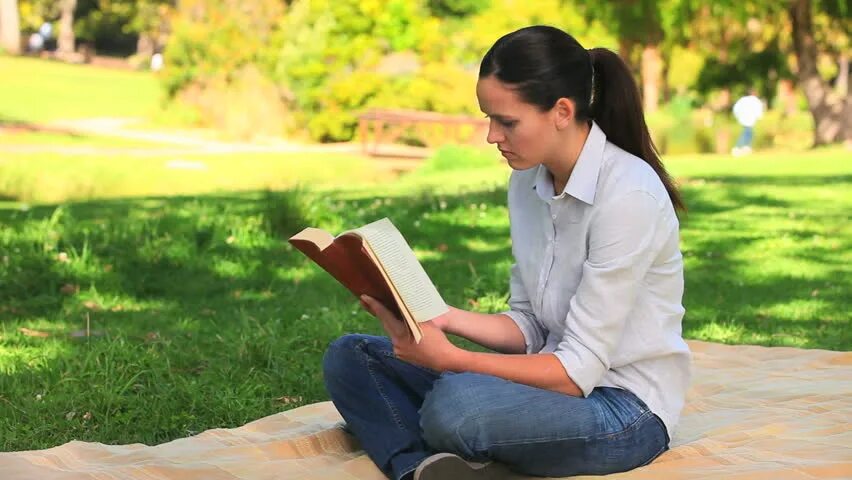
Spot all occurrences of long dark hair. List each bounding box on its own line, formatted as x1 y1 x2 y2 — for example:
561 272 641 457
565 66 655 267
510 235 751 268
479 25 685 212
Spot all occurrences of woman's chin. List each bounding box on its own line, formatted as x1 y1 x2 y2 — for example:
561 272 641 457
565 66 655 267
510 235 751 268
505 155 531 170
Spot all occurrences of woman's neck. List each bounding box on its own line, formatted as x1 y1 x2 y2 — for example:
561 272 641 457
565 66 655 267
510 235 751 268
546 122 591 194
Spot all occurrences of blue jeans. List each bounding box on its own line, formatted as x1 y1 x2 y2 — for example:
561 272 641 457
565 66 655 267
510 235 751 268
323 334 669 480
736 125 754 148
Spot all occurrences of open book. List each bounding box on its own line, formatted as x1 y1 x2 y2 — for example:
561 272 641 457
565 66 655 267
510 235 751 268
288 218 448 343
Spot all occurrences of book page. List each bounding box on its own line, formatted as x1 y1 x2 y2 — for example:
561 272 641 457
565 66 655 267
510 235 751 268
358 240 423 343
352 218 448 322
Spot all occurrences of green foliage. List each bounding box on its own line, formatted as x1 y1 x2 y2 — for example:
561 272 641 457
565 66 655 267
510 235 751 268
74 0 138 54
18 0 61 32
409 145 499 176
666 45 705 93
271 0 436 141
162 0 283 98
427 0 490 17
695 44 792 101
162 0 618 141
307 62 479 142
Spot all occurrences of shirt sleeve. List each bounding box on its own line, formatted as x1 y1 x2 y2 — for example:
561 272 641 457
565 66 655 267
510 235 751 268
553 190 668 396
501 263 547 353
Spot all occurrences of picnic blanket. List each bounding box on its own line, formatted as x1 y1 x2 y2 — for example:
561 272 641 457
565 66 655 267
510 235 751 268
1 340 850 480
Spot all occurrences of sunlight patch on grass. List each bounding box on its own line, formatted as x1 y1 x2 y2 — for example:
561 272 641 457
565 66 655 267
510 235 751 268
691 321 750 344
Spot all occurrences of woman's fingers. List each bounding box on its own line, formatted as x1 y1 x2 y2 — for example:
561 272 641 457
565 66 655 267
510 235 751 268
361 295 409 342
359 297 375 316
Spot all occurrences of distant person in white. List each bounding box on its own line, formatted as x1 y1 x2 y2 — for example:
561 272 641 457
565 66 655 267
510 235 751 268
323 26 691 480
28 32 44 53
150 53 164 72
732 91 764 156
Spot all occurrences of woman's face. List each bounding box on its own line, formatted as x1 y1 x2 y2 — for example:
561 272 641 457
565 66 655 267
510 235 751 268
476 75 558 170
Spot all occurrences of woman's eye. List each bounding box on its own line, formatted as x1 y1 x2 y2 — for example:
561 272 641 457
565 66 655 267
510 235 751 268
500 120 517 128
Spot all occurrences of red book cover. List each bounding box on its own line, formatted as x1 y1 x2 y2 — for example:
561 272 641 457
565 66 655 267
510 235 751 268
288 230 404 320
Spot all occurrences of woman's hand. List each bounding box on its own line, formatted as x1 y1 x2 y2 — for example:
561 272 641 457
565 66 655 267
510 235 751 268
428 309 453 332
360 295 465 372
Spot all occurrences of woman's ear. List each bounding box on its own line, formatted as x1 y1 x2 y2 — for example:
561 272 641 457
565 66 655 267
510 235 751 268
553 97 575 130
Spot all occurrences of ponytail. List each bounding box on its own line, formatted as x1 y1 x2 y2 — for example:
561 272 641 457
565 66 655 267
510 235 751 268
589 48 686 212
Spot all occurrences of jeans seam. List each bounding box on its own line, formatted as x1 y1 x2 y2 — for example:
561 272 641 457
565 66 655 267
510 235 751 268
637 415 670 468
359 339 409 434
639 443 668 468
397 462 419 480
486 410 655 447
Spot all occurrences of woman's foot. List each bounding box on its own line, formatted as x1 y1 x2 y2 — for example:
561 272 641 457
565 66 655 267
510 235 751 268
413 453 516 480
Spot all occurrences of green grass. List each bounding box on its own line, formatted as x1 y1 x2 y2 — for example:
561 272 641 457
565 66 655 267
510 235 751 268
0 56 161 124
1 146 849 452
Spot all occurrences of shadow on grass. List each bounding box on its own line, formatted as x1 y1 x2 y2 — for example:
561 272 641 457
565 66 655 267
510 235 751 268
0 172 849 450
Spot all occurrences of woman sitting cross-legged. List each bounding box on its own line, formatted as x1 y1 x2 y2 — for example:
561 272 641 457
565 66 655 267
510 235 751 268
322 25 691 480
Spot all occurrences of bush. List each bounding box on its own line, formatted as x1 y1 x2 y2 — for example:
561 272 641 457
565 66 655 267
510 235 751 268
177 66 292 140
413 145 499 175
162 0 283 98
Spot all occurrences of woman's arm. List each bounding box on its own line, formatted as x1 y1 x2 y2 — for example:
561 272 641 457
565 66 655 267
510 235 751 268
448 348 583 396
432 306 527 354
362 296 582 397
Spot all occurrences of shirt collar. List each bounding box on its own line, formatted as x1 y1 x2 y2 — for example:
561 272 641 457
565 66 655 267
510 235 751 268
533 121 606 205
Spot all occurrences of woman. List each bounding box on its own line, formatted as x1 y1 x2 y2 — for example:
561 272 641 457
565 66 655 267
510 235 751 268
323 25 690 480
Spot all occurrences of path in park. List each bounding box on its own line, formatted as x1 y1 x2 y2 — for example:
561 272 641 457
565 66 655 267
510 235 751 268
0 117 424 171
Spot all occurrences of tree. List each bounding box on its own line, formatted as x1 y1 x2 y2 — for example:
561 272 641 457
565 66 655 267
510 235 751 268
788 0 850 144
56 0 75 58
674 0 851 145
577 0 670 113
0 0 21 54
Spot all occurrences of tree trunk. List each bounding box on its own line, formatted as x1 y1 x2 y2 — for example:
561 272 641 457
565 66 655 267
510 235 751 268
836 54 849 97
788 0 851 145
136 33 154 58
0 0 21 55
777 79 798 116
57 0 76 57
641 43 662 113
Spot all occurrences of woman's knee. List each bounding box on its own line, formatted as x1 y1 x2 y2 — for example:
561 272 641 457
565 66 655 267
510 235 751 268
322 334 387 379
322 334 365 378
419 373 494 457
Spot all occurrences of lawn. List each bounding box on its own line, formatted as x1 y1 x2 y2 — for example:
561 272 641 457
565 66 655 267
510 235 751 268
0 56 161 125
1 144 850 452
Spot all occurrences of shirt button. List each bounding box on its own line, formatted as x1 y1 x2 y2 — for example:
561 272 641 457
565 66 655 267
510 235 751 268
551 213 557 220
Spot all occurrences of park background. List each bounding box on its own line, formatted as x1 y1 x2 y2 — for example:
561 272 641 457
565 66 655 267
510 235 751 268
0 0 849 453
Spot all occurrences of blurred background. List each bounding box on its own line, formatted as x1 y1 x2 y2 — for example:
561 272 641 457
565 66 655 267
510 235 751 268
1 0 849 155
0 0 849 452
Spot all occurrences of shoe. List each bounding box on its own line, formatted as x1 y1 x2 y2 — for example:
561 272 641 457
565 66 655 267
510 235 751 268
413 453 515 480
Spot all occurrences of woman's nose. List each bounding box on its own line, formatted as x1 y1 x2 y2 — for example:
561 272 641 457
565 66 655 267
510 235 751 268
486 123 503 144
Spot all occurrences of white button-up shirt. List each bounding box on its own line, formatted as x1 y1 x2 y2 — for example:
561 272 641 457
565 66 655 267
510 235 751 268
502 122 691 442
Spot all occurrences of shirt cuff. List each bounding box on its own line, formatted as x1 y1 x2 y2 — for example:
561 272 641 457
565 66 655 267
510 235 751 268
552 342 607 397
501 309 545 354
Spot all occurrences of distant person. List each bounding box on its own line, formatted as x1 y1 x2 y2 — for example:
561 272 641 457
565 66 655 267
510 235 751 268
27 32 44 53
150 53 164 72
732 91 764 156
38 22 53 41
